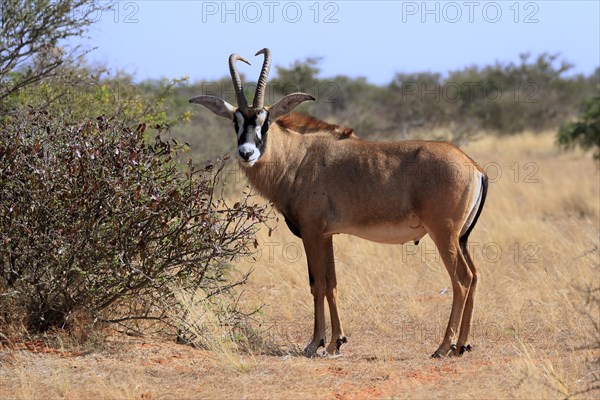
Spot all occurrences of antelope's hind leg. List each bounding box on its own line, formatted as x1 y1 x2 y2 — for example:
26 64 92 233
454 238 478 355
429 231 473 358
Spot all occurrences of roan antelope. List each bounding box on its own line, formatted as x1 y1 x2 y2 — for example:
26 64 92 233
190 49 488 358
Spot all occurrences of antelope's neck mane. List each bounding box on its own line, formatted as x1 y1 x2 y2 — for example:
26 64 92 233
275 112 355 139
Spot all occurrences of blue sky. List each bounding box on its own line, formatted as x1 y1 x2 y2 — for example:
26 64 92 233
77 1 600 85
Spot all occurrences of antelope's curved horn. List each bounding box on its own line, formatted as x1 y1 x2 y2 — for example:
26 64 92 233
229 53 251 110
253 48 271 109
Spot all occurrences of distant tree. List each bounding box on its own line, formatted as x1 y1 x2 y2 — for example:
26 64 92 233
557 92 600 159
0 0 104 107
270 57 321 96
388 72 447 135
446 53 588 133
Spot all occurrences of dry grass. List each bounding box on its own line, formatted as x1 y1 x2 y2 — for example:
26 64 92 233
1 131 599 399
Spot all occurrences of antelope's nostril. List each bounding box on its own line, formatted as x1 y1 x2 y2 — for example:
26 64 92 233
239 148 254 160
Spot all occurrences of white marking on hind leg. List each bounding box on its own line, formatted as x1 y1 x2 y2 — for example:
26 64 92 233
460 173 484 237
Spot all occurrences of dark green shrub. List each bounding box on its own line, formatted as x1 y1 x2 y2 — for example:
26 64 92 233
558 93 600 159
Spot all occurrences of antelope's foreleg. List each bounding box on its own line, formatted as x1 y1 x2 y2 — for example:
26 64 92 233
323 237 346 355
325 287 346 355
302 234 328 357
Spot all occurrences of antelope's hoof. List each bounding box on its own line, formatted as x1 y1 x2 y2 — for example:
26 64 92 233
450 344 472 357
449 344 463 357
326 336 347 355
431 344 456 358
304 339 325 358
460 344 472 354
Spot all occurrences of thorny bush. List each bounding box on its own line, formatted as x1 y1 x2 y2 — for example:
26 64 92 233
0 109 267 336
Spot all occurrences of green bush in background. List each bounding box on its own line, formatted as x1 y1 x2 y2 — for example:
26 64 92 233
558 92 600 159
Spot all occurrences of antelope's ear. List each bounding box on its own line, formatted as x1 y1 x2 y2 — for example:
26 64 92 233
268 93 315 121
189 95 237 119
